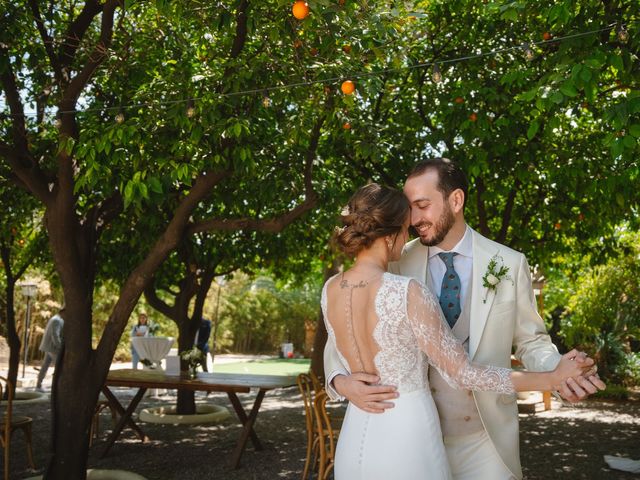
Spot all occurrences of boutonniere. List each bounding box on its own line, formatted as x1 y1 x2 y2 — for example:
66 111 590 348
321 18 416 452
482 253 513 303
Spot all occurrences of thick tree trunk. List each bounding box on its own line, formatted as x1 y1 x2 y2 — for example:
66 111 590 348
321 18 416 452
45 348 101 478
177 322 198 414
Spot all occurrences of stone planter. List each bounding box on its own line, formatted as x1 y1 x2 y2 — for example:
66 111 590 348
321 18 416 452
13 390 48 404
27 469 147 480
139 403 230 425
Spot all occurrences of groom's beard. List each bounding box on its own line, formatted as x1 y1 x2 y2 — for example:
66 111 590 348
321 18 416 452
415 204 455 247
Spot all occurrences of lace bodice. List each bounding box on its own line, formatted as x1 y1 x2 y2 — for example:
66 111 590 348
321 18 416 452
321 272 514 395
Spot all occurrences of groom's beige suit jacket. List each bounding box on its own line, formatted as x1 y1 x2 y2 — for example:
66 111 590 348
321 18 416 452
324 228 561 479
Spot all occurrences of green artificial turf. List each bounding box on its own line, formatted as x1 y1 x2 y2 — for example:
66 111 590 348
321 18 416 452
212 358 310 376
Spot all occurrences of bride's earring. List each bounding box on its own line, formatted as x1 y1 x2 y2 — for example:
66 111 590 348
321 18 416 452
386 237 393 252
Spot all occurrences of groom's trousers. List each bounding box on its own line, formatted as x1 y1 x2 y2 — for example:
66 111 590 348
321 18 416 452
444 430 516 480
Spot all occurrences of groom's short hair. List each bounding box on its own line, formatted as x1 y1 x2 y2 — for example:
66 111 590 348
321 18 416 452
407 157 468 210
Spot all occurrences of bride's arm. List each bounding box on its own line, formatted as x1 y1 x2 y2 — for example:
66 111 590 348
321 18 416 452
405 280 583 393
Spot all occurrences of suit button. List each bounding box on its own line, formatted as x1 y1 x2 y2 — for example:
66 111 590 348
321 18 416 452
464 416 471 422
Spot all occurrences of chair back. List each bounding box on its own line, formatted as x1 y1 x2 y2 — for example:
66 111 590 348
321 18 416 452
0 376 14 480
297 373 316 439
314 390 338 480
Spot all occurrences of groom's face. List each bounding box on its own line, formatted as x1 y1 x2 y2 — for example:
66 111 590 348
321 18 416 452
404 170 455 247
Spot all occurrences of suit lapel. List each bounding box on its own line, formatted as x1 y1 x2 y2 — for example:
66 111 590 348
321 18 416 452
469 230 498 359
399 239 430 283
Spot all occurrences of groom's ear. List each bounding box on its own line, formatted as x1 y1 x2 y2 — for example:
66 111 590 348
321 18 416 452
448 188 465 214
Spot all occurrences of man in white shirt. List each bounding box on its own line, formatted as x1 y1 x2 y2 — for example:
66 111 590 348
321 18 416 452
324 158 605 479
36 307 65 392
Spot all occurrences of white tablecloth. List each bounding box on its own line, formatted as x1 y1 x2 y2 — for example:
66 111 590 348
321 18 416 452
132 337 174 363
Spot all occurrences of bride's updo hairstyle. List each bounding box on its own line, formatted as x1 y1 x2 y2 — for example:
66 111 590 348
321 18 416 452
334 183 409 257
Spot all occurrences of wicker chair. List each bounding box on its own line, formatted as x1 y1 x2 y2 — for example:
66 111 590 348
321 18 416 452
0 376 35 480
297 373 318 479
313 390 339 480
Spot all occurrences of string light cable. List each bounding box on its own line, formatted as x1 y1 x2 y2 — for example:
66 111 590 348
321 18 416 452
0 20 635 122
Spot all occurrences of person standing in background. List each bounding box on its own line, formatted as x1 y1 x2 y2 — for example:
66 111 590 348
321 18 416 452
36 307 65 392
130 312 149 369
195 318 212 372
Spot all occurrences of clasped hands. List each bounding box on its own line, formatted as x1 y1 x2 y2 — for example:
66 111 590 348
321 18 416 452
553 350 605 403
333 350 606 414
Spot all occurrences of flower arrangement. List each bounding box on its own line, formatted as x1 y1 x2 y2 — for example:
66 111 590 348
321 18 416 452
482 253 513 303
180 347 205 378
147 321 160 336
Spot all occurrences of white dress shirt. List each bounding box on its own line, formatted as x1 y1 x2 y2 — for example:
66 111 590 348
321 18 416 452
428 225 473 305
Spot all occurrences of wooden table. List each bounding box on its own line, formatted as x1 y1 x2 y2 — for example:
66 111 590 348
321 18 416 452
101 369 296 468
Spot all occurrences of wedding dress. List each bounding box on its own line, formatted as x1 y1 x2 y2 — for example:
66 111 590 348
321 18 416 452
321 272 514 480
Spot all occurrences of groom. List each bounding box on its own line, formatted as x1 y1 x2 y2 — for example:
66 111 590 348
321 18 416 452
324 158 604 479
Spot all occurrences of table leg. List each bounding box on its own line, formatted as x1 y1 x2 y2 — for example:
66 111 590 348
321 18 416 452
100 386 149 458
228 389 267 468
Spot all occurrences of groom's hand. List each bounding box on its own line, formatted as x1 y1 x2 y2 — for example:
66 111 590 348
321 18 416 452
333 373 398 414
557 351 606 402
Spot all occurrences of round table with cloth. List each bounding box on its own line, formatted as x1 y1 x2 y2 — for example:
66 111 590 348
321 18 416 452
131 337 174 368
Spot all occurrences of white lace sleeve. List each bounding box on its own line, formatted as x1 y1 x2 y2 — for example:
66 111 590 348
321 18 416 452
406 280 515 394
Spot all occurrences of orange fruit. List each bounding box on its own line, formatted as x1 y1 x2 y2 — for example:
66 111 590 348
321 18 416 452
342 44 352 54
343 122 351 130
293 39 302 48
309 47 318 56
341 80 355 95
454 96 464 104
292 1 309 20
554 223 562 230
542 32 552 41
469 112 478 122
339 0 346 5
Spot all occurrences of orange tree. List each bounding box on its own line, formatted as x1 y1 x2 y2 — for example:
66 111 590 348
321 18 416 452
0 1 419 476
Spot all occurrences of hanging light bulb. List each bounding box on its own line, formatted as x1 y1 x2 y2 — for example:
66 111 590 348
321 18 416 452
186 100 196 118
262 96 272 108
523 43 535 61
54 114 62 129
617 24 629 43
432 63 442 83
115 110 125 124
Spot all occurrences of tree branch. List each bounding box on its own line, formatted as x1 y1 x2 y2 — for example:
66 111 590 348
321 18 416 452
96 168 232 366
63 0 120 108
28 0 63 81
188 113 323 235
144 280 174 319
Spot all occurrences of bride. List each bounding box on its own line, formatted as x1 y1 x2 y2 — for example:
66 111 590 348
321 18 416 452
322 183 590 480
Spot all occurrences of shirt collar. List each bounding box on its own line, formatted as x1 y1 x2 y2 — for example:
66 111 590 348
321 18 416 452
428 225 472 259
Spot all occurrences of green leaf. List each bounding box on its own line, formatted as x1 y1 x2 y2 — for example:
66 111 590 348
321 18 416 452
628 125 640 138
551 91 564 104
623 135 636 149
527 120 540 140
560 82 578 97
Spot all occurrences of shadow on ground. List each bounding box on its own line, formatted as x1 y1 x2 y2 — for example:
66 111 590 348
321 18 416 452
3 387 639 479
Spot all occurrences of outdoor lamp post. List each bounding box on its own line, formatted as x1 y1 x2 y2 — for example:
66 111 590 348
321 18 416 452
20 283 38 378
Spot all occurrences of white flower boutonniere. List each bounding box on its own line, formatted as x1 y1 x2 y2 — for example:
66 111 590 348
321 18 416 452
482 253 513 303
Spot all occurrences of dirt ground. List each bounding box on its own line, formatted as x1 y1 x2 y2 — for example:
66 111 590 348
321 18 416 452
4 385 639 480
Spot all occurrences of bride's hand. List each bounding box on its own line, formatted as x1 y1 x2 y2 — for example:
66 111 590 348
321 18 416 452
551 349 589 390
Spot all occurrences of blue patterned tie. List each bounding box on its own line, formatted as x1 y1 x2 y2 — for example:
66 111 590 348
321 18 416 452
438 252 461 328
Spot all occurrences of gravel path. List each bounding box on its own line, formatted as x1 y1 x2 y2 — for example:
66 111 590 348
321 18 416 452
5 386 639 480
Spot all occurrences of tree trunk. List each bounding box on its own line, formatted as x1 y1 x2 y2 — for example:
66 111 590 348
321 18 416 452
4 281 21 398
176 322 198 415
310 256 344 379
45 349 101 478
